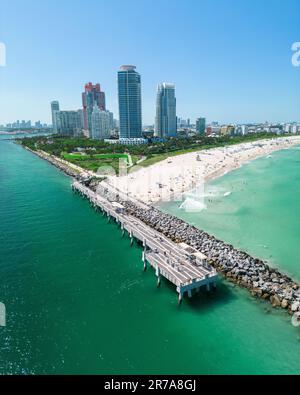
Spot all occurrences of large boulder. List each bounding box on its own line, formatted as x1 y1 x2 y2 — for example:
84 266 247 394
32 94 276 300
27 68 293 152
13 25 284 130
270 295 281 307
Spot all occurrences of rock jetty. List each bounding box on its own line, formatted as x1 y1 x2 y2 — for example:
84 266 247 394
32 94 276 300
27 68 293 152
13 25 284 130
95 183 300 315
24 147 81 178
20 146 300 315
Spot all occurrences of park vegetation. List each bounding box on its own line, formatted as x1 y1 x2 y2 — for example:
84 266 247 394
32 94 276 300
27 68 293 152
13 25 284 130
19 132 284 172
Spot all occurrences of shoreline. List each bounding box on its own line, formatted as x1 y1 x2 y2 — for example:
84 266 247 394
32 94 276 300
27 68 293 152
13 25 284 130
106 135 300 204
19 138 300 317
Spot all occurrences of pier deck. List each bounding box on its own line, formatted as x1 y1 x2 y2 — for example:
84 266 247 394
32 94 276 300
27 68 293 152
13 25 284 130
72 181 218 302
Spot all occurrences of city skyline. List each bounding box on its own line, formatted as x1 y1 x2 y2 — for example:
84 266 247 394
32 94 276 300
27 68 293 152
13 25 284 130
0 0 299 125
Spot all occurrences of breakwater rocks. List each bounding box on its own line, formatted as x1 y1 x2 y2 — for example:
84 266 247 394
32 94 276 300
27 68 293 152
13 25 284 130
21 144 300 315
96 184 300 314
24 147 80 178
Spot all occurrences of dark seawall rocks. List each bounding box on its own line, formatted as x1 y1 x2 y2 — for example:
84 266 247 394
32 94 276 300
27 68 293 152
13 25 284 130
95 183 300 315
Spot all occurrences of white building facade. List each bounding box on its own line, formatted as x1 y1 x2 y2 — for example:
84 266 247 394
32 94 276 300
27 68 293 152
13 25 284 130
91 105 113 140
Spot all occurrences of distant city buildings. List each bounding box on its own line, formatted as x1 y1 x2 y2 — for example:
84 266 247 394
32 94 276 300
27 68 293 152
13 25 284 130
51 101 60 132
155 83 177 138
0 120 48 130
118 65 142 139
177 118 190 128
82 82 106 133
220 125 235 136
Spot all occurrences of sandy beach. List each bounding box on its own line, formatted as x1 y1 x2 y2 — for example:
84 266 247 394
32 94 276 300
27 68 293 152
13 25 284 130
105 136 300 204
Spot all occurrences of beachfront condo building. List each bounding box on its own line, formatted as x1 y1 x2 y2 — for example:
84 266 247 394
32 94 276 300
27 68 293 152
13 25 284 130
56 110 82 137
155 83 177 138
91 104 113 140
82 82 106 134
118 65 142 139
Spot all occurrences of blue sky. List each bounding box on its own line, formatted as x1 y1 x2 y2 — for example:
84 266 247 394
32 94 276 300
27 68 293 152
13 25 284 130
0 0 299 125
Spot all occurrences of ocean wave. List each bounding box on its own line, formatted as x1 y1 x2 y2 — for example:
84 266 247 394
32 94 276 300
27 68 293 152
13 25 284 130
179 197 207 212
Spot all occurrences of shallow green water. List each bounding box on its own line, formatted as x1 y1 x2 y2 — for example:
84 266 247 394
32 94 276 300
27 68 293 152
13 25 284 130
1 137 300 374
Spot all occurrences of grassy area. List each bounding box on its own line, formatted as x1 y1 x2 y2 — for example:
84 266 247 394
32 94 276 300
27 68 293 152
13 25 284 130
61 152 131 174
18 132 297 173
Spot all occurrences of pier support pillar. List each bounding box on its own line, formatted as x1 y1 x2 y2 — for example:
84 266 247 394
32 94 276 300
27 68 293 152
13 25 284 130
156 266 161 288
206 283 211 292
178 292 183 305
188 289 192 298
157 275 161 288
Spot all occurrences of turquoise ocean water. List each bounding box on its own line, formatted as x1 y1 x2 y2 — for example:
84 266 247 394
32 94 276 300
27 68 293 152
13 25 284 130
1 135 300 374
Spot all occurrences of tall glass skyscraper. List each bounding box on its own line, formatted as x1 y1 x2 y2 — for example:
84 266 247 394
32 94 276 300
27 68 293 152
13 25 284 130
118 65 142 139
51 101 60 132
155 83 177 138
196 117 206 135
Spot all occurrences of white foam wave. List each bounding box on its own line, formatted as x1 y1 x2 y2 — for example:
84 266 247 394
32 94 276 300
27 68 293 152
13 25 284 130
179 198 207 212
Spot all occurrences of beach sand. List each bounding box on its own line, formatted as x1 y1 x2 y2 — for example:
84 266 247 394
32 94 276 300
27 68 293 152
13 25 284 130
105 136 300 204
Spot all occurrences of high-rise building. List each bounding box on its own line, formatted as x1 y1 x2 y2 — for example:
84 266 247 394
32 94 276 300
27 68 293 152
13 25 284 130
91 104 112 140
196 117 206 135
56 111 81 137
155 83 177 138
51 101 60 132
77 109 84 130
82 83 106 133
118 65 142 139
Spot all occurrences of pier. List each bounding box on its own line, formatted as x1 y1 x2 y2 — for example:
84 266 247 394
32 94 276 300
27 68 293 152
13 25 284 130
72 181 218 303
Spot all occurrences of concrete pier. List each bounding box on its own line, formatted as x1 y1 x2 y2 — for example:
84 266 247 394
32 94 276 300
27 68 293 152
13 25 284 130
72 181 218 301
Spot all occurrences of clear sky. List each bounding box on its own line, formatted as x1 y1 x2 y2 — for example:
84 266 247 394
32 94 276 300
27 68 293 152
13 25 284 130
0 0 299 125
